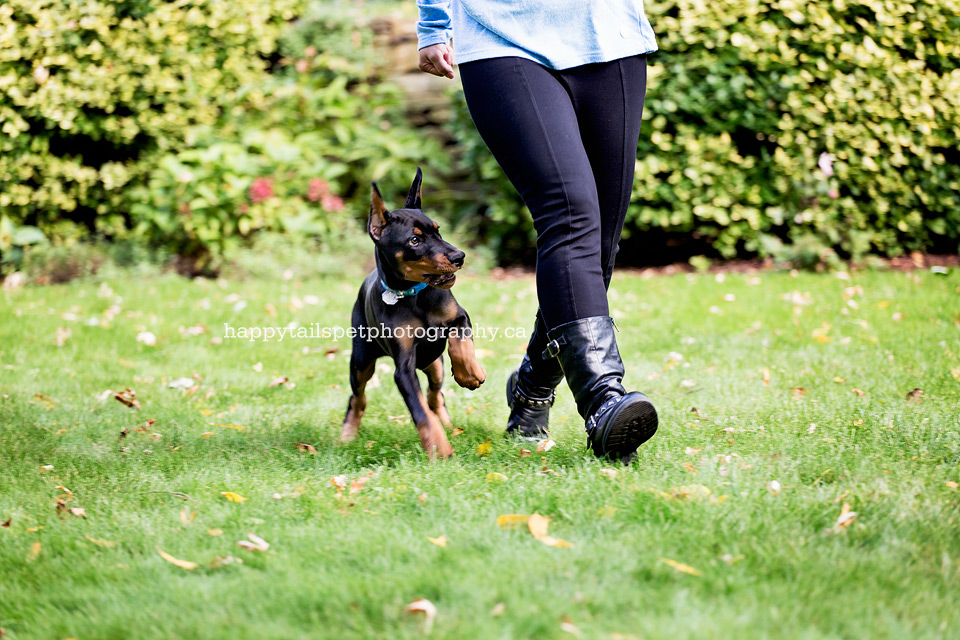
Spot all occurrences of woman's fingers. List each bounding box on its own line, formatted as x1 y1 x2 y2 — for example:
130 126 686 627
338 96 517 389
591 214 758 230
418 44 455 79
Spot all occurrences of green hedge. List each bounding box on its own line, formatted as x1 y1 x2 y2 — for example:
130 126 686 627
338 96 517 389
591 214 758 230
0 0 302 239
448 0 960 262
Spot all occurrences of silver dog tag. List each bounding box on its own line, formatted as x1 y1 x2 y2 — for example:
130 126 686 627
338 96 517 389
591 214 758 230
382 289 399 305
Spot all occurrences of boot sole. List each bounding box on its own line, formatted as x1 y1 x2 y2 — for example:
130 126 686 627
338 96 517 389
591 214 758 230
598 394 658 459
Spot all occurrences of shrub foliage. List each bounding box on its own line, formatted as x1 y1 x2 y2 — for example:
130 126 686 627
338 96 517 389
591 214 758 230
450 0 960 262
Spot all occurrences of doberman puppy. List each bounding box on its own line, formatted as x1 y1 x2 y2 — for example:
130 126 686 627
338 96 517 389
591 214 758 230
341 169 486 458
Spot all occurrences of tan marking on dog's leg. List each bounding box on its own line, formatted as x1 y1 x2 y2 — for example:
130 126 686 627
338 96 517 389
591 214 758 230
416 393 453 459
424 357 451 427
341 361 375 442
448 334 487 390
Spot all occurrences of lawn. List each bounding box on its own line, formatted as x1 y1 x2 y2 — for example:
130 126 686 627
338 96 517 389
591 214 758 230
1 267 958 639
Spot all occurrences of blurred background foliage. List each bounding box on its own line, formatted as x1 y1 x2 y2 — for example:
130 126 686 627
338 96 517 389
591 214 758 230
1 0 958 276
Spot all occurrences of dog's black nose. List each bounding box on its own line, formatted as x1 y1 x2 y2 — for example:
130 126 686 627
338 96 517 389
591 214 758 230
449 250 465 268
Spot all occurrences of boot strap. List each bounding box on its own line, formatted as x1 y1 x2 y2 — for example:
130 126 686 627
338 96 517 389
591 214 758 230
542 337 565 360
587 395 622 434
512 383 556 408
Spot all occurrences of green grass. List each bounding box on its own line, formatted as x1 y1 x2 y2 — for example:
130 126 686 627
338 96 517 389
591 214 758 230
1 268 959 639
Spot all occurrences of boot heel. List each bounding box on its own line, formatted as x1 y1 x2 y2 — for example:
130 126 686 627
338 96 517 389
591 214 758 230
596 393 658 459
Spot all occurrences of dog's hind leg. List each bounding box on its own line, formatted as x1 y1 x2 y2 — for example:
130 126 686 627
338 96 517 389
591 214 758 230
423 355 452 428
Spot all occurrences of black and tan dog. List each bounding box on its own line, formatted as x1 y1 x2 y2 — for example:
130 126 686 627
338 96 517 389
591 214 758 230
341 169 486 458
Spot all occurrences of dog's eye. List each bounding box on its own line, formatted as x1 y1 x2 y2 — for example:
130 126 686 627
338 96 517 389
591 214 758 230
408 237 421 246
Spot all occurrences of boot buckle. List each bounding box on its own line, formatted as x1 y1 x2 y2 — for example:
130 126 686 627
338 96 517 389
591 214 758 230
542 338 562 360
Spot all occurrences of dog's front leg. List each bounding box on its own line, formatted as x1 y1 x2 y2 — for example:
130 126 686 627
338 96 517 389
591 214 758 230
394 356 454 459
447 311 486 390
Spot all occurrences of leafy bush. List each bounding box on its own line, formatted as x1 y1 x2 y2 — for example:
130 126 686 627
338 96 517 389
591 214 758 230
0 0 302 239
448 0 960 264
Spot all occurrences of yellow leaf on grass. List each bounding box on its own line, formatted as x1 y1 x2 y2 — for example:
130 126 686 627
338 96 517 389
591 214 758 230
221 492 248 503
157 547 197 570
207 528 224 536
84 535 116 548
476 440 492 456
536 438 556 454
528 513 572 548
27 541 41 561
200 409 214 415
834 502 858 528
497 514 529 530
596 506 618 518
486 472 508 483
201 432 215 438
659 557 701 576
427 535 447 547
179 509 196 524
946 481 959 490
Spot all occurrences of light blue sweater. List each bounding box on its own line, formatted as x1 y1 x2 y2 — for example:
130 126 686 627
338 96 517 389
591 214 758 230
416 0 658 70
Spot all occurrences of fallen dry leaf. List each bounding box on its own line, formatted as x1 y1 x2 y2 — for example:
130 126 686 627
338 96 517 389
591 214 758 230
156 547 197 570
906 388 923 403
207 528 224 536
1 518 10 528
54 327 71 347
236 532 270 552
209 555 244 569
451 427 465 437
766 480 783 496
486 472 508 483
660 484 711 501
945 481 958 490
791 387 808 399
27 541 41 561
427 535 447 548
201 432 215 438
852 388 865 396
295 443 317 455
519 449 532 458
527 513 572 548
659 557 701 576
268 376 288 388
599 468 618 479
84 535 117 548
834 502 858 529
350 473 373 495
220 492 248 503
682 462 698 474
476 439 492 457
113 388 141 409
560 617 583 637
31 394 56 410
833 376 846 383
497 514 530 530
417 492 429 503
403 598 437 631
179 509 196 524
490 602 506 617
536 439 556 454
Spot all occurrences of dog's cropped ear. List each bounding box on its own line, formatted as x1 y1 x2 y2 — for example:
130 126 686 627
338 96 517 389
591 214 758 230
403 167 423 210
369 182 389 241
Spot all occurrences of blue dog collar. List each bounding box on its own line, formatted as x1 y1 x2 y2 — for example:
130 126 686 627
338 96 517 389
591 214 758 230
380 279 427 305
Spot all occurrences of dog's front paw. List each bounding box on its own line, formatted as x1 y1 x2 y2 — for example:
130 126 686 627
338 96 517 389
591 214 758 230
453 364 486 390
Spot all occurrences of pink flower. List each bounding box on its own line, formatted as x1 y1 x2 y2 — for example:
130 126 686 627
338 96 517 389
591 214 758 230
248 177 274 204
307 178 330 203
828 188 839 199
818 152 835 177
321 194 345 212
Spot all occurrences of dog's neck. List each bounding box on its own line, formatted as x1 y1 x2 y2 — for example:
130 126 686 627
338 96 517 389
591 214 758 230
375 247 421 291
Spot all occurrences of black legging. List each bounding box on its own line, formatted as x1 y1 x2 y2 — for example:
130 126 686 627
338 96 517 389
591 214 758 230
460 54 647 329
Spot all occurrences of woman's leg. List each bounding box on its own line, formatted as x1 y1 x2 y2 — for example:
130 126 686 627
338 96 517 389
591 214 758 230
562 55 647 287
459 56 607 329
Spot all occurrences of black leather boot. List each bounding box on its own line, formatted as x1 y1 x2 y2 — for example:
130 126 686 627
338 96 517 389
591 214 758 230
505 310 565 441
543 315 658 461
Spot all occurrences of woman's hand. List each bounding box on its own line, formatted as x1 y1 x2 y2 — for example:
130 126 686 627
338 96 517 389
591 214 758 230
418 43 455 79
